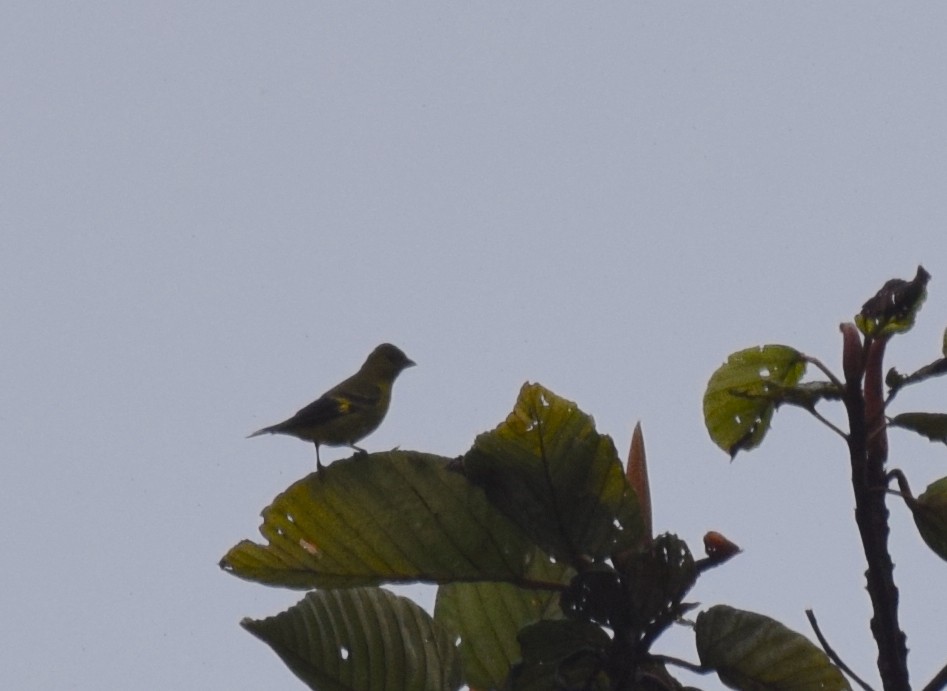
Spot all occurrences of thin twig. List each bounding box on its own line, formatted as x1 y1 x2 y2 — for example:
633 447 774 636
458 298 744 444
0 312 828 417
650 654 707 675
795 354 849 438
806 609 875 691
885 358 947 410
806 355 846 390
884 469 918 515
922 662 947 691
807 407 849 440
885 469 914 501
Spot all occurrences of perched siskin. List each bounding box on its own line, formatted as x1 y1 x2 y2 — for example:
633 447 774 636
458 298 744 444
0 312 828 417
249 343 415 472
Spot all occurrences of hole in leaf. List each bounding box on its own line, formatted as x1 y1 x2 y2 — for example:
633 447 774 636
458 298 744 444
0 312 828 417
339 646 349 660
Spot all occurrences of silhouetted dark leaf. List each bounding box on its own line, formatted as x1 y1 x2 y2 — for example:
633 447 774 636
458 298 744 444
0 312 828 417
509 620 612 691
889 413 947 446
856 265 930 338
465 383 642 563
886 359 947 396
910 477 947 561
561 564 630 629
623 534 697 637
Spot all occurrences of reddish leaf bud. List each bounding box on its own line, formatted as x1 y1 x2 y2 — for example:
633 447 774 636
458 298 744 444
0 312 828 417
840 322 864 385
703 531 741 563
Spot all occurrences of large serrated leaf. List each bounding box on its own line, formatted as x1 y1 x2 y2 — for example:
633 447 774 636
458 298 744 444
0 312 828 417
434 553 569 689
509 620 613 691
243 587 462 691
856 265 930 338
464 383 642 563
889 412 947 445
696 605 850 691
703 346 807 457
911 477 947 561
221 451 544 589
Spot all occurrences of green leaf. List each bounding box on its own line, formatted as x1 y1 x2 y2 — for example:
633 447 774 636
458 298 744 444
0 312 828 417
910 477 947 561
509 620 612 691
856 265 930 338
696 605 851 691
220 451 548 589
243 587 462 691
464 382 642 563
434 554 568 689
703 345 807 457
889 413 947 445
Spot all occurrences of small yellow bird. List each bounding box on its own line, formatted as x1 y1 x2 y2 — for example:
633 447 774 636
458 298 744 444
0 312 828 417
248 343 415 472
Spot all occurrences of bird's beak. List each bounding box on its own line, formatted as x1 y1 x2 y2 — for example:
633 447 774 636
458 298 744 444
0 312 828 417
405 358 417 368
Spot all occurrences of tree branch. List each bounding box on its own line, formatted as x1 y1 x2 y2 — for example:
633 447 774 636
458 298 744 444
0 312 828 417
841 328 910 691
806 355 846 390
806 609 875 691
651 654 707 675
807 406 849 440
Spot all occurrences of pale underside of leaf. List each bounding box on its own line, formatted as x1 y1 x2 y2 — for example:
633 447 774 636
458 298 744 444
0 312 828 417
696 605 851 691
243 587 462 691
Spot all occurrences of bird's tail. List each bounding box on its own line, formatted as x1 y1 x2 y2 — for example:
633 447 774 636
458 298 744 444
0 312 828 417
247 424 279 439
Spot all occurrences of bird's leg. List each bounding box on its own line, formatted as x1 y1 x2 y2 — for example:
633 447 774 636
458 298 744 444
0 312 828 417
314 443 324 475
350 444 367 456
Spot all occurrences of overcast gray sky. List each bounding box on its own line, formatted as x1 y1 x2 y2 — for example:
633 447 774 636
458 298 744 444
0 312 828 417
3 4 947 689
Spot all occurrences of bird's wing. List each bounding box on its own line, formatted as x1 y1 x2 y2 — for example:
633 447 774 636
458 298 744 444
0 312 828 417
291 382 382 426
